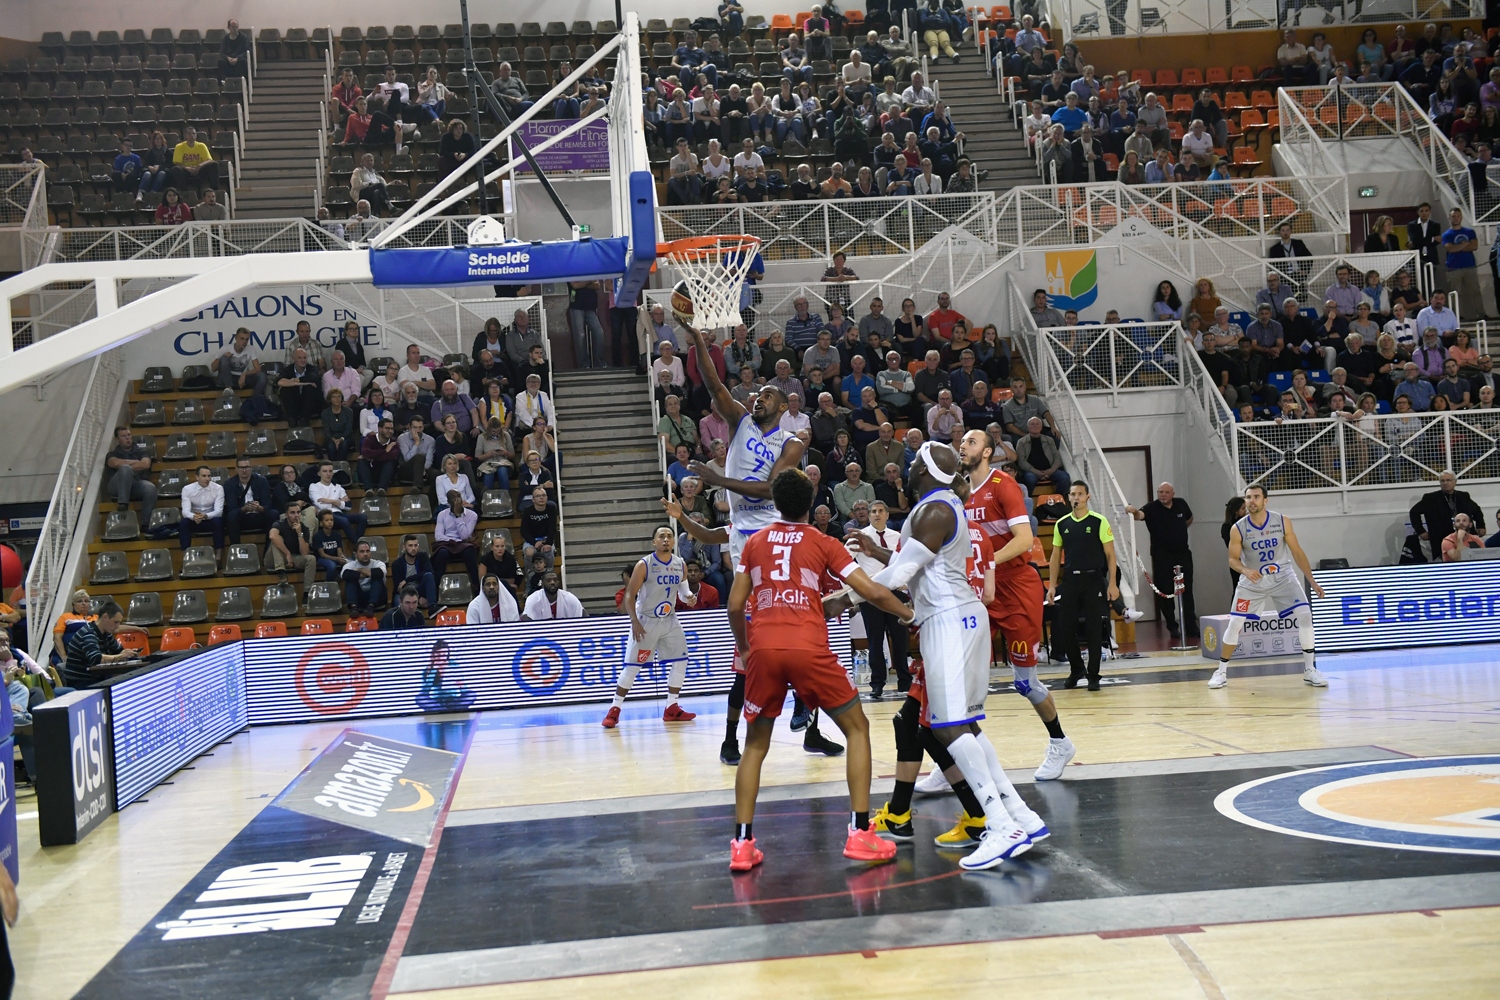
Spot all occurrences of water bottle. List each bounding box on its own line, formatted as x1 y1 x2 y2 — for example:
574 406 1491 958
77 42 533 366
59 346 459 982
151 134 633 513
853 650 870 686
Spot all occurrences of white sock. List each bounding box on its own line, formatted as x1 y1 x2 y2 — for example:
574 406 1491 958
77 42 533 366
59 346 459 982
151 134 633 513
613 663 641 708
668 659 687 702
666 690 679 707
1303 649 1316 672
1296 608 1316 670
975 732 1023 809
946 732 1005 830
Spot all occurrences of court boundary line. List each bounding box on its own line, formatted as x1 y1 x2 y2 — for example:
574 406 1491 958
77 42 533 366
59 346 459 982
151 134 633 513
371 720 479 1000
443 745 1409 827
387 874 1500 993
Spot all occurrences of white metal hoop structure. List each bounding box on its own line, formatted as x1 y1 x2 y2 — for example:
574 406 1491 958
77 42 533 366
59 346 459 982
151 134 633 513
658 235 762 330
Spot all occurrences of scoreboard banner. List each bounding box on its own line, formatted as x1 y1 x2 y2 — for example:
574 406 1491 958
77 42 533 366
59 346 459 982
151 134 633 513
244 610 853 726
1311 561 1500 652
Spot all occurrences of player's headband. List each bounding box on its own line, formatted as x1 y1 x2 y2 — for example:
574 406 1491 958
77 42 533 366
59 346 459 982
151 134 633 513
916 442 955 485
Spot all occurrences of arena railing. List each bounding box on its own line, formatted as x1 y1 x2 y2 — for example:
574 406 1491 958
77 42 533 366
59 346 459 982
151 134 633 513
1279 83 1473 225
1006 278 1147 603
25 348 126 661
20 216 486 268
1052 0 1479 42
657 193 998 262
1220 249 1420 317
0 163 49 269
1234 408 1500 498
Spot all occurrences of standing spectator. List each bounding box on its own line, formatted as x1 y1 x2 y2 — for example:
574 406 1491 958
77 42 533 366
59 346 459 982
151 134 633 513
1046 481 1118 690
105 426 157 526
179 466 225 559
224 458 275 544
1442 207 1483 319
432 492 481 594
568 279 607 369
277 348 322 426
1410 470 1486 560
1015 417 1071 493
1408 202 1446 292
852 500 911 697
522 571 586 619
382 587 427 629
168 127 219 198
1126 483 1198 640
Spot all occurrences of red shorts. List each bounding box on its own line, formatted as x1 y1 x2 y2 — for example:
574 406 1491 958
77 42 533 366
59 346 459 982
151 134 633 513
907 661 931 729
742 645 857 723
987 569 1045 669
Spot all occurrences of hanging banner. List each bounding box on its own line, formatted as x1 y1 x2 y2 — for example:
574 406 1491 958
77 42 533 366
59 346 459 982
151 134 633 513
368 237 630 288
512 119 611 172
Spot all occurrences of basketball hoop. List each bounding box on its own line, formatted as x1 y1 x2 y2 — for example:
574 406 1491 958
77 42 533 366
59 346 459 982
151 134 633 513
657 235 762 330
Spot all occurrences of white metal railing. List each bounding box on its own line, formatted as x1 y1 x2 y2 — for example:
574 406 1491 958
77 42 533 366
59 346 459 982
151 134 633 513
1234 408 1500 497
1007 278 1145 601
246 24 257 102
25 349 125 661
2 163 49 269
1279 83 1473 220
1055 0 1478 41
657 193 998 261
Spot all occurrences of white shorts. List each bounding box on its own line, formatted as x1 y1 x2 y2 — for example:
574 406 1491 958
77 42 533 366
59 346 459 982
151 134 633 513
727 526 759 569
624 614 690 666
918 606 990 728
1230 570 1309 621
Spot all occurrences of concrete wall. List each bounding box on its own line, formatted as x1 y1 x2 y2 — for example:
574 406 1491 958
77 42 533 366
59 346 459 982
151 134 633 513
0 365 98 503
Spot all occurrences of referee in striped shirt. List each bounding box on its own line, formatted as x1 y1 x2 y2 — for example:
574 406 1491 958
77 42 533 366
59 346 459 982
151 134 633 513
1046 481 1119 692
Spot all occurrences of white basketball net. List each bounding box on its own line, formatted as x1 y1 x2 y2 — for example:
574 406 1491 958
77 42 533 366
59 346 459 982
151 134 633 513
662 237 762 330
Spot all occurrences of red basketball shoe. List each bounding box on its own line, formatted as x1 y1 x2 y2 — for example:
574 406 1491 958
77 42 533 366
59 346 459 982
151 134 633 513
729 837 763 872
663 703 697 722
843 825 898 862
601 706 621 728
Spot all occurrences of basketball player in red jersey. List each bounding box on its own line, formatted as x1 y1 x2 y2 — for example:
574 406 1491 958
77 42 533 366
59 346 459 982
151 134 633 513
727 469 913 871
952 428 1076 782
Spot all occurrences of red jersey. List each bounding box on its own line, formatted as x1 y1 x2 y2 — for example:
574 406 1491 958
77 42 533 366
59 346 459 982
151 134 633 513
736 521 856 648
966 526 995 602
965 468 1033 578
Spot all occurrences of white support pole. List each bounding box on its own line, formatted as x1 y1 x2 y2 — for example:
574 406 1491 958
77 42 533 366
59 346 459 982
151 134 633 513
374 104 612 235
371 31 626 248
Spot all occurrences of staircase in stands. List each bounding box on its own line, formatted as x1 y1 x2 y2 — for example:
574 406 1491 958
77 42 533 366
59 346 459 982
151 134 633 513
232 61 324 218
933 53 1035 190
551 368 665 614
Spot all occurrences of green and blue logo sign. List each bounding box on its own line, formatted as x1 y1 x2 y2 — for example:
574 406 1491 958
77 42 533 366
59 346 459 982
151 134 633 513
1044 250 1098 312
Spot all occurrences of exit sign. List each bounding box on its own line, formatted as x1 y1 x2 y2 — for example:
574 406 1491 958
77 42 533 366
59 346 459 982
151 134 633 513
1357 186 1378 198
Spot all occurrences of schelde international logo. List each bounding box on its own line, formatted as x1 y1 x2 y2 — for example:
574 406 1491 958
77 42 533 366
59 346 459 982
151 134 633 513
295 643 373 715
1044 250 1097 312
1215 755 1500 856
512 638 570 697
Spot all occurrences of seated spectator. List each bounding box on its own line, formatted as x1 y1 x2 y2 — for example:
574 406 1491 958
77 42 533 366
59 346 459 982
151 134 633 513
657 393 698 454
332 66 362 123
433 453 477 514
1002 376 1059 439
766 359 803 401
514 373 554 428
438 118 477 179
431 492 480 593
179 465 226 558
520 486 560 571
1442 513 1484 560
434 413 478 483
850 386 888 451
1413 326 1449 380
1450 329 1481 370
810 391 851 454
382 586 427 629
308 510 348 582
926 388 963 441
666 138 702 205
169 126 220 198
833 462 876 520
61 601 132 689
523 571 585 619
154 186 192 225
1436 359 1473 408
1014 417 1071 494
1393 362 1438 410
359 417 401 493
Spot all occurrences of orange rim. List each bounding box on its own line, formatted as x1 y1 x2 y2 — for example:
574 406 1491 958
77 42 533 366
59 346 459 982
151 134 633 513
657 235 762 260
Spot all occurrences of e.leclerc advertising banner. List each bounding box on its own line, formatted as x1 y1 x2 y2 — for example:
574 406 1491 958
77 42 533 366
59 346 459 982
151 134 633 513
1311 561 1500 652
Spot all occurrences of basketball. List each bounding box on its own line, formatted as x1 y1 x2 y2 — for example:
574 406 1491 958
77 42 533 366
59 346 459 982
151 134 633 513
669 280 694 326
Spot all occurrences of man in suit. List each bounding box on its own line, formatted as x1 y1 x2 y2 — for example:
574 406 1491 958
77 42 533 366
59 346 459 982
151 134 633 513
1409 470 1486 561
224 458 278 544
1408 201 1445 293
1267 221 1310 259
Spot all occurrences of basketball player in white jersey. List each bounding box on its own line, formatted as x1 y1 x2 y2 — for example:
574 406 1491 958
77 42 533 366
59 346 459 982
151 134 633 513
856 442 1049 869
1213 485 1327 690
603 526 699 728
679 320 843 763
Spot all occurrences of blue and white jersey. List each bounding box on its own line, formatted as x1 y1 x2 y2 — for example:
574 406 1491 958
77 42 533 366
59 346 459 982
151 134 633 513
724 412 791 534
1235 510 1295 588
635 553 686 620
899 488 985 623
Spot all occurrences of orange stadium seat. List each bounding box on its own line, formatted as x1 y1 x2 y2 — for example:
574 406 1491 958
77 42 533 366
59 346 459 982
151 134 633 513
255 622 288 638
346 615 380 632
1155 69 1178 88
1231 65 1254 81
435 609 466 627
1172 93 1193 113
1206 66 1229 84
1181 67 1203 87
159 627 199 651
119 630 151 657
300 618 333 635
208 624 243 644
